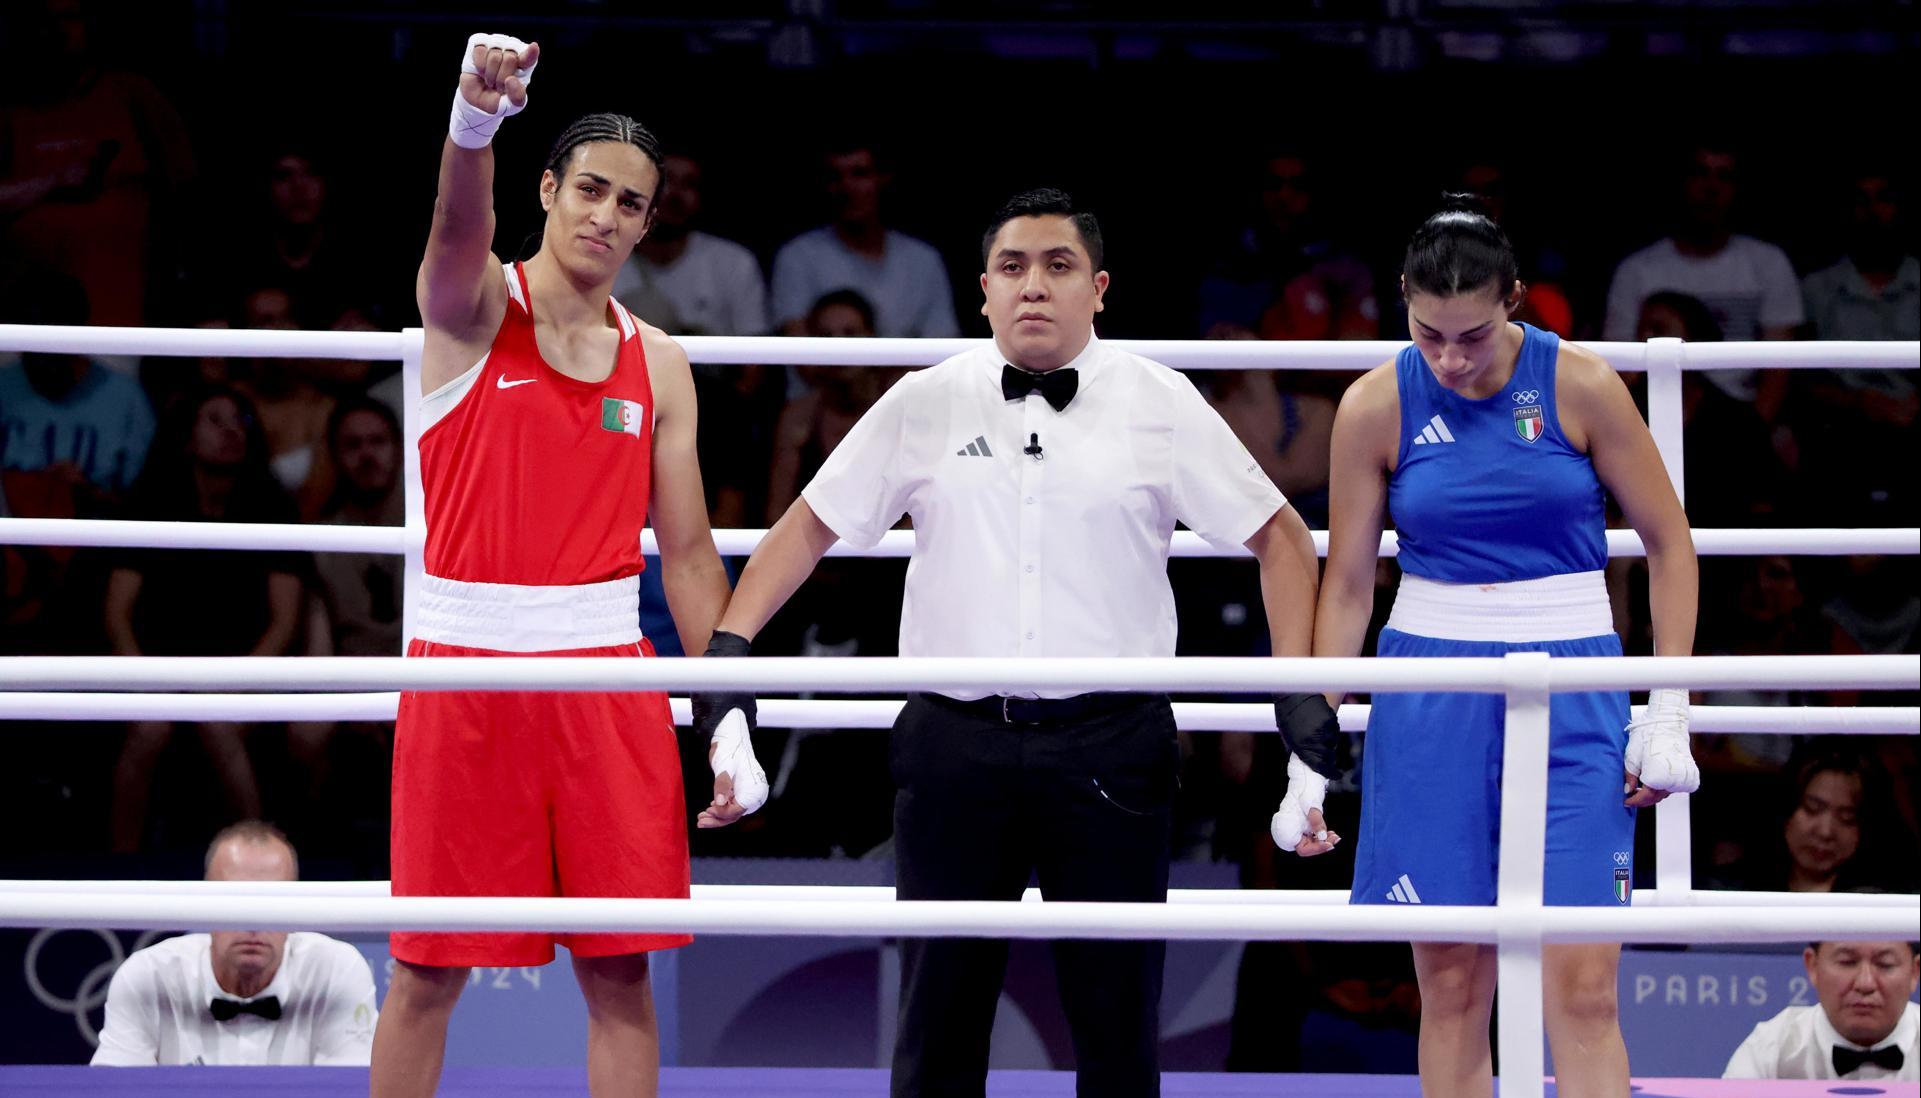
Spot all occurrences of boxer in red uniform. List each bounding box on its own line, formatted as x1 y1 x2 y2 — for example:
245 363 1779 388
369 35 761 1098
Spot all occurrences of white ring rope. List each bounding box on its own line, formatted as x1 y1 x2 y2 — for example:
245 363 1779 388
4 325 1915 1098
1 881 1912 911
3 324 1915 372
0 891 1910 945
0 654 1912 695
4 516 1917 559
0 693 1913 736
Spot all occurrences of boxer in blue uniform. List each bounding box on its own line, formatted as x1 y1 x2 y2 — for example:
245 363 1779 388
1290 195 1702 1097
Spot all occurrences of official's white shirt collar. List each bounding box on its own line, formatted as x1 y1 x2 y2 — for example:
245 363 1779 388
991 330 1106 392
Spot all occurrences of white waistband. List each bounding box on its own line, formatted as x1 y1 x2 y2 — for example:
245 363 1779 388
413 573 642 652
1386 570 1614 643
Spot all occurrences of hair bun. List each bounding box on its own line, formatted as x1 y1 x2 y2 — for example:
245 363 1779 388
1435 191 1492 218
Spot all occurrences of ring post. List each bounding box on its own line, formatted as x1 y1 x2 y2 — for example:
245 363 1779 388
400 328 427 652
1643 335 1694 904
1496 651 1552 1098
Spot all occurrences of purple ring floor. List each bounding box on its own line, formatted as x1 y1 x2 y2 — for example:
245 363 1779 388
0 1067 1913 1096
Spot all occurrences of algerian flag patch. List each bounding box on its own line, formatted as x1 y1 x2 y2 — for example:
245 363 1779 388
601 397 646 437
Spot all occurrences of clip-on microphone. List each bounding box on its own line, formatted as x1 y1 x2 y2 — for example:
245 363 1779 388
1023 433 1044 460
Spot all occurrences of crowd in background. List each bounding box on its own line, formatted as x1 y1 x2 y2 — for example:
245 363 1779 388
1 0 1916 1072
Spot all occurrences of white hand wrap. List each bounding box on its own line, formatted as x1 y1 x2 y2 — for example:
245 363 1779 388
1269 754 1329 852
710 709 768 815
1626 687 1700 794
449 33 538 150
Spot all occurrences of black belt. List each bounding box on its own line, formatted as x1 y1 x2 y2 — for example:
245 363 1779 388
922 691 1158 726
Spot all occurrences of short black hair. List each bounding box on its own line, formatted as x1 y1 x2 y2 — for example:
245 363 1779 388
1402 192 1517 300
807 288 877 333
981 188 1104 272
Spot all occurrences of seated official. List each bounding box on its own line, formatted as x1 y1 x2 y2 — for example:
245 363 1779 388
1724 939 1918 1081
90 821 377 1066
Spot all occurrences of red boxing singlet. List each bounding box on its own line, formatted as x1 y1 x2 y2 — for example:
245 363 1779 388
418 261 655 587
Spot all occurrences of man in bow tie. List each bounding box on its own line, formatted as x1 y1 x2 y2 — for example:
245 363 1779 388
698 188 1327 1097
1724 939 1920 1081
90 822 377 1066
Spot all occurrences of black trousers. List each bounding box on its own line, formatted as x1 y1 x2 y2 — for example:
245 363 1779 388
889 692 1178 1098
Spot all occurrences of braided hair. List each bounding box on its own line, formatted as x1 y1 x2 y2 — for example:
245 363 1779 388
544 112 665 185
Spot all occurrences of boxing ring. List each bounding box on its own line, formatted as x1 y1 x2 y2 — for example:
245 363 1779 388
0 323 1917 1096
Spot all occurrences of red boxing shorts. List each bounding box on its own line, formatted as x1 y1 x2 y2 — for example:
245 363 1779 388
390 637 691 967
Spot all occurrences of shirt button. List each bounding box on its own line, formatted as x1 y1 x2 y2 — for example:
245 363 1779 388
1024 564 1035 573
1025 496 1035 505
1025 631 1036 640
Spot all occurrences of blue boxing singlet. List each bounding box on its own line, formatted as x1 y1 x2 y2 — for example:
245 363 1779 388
1388 322 1607 583
1351 321 1635 910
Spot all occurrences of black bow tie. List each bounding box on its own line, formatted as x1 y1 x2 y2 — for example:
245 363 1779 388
1834 1042 1904 1076
1002 365 1079 412
210 995 281 1022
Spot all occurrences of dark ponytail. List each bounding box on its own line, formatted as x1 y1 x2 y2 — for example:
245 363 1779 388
1403 192 1518 300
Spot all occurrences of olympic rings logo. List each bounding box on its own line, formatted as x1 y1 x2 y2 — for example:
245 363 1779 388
1512 390 1541 404
25 927 170 1047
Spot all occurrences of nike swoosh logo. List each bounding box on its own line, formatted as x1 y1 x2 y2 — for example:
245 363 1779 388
497 376 535 389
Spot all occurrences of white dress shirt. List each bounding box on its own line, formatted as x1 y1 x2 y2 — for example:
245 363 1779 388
1723 1000 1918 1081
802 335 1285 698
91 932 378 1066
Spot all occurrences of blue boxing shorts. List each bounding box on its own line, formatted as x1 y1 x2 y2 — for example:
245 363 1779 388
1350 627 1635 908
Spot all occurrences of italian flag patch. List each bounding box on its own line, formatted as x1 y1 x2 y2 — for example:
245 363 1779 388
601 398 646 437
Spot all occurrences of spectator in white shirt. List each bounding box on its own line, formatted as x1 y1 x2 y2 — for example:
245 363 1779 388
1726 940 1919 1081
90 821 377 1066
768 140 959 337
690 188 1335 1098
1603 143 1802 426
612 152 770 337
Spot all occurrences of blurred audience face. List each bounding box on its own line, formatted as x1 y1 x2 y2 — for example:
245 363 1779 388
243 288 299 331
191 395 250 469
799 296 879 395
981 214 1108 372
1803 941 1919 1048
1737 555 1804 625
268 154 326 228
1849 174 1903 269
1259 156 1313 235
651 154 702 238
807 300 875 340
1681 147 1738 232
1785 768 1862 886
205 834 297 991
333 409 399 502
825 148 883 226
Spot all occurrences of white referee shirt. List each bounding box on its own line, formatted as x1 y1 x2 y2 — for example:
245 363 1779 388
801 335 1285 699
1723 1001 1918 1081
90 932 377 1066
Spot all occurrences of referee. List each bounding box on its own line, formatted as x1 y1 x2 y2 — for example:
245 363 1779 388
693 188 1338 1098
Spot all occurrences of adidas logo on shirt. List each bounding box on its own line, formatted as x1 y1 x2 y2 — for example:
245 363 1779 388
1384 874 1423 904
955 435 994 457
1410 415 1455 446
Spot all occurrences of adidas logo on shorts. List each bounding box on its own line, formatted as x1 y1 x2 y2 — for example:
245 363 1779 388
1384 873 1423 904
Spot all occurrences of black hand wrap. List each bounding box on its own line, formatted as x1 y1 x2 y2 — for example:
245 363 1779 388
691 630 756 744
1273 692 1341 779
